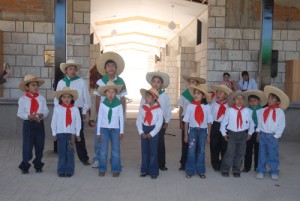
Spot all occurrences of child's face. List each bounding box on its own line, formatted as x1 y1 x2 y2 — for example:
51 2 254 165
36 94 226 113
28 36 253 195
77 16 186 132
105 88 116 101
223 75 230 82
268 94 280 107
65 66 77 78
188 79 198 87
216 90 227 102
193 89 204 102
145 92 155 105
61 94 73 105
25 82 39 94
248 97 260 108
151 77 163 91
105 63 117 76
233 95 245 107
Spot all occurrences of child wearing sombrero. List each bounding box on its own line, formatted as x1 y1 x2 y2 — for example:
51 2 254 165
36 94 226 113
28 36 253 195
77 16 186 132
177 72 206 171
143 71 171 171
220 90 254 177
55 60 91 166
256 86 289 180
17 75 49 174
242 90 267 173
209 84 232 172
136 88 163 179
97 81 124 177
183 84 213 178
92 52 127 168
51 87 81 177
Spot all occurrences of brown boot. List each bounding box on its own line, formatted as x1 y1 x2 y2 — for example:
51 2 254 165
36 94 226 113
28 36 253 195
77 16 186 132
98 172 105 177
112 173 120 177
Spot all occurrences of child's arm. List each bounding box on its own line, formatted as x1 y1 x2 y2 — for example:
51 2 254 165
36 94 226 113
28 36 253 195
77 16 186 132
136 107 144 136
179 107 183 129
184 122 189 143
41 96 49 119
119 105 124 139
75 108 81 141
97 103 103 137
163 93 172 129
274 110 286 139
51 109 57 141
149 109 164 137
207 123 212 144
53 80 63 107
17 97 29 120
82 79 92 117
220 109 230 141
247 111 255 140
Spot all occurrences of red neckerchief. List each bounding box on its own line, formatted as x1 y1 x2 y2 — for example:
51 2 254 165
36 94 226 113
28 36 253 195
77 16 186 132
263 105 280 123
231 105 245 129
60 103 74 127
25 92 39 115
211 91 215 100
216 101 227 120
142 104 160 125
191 101 204 126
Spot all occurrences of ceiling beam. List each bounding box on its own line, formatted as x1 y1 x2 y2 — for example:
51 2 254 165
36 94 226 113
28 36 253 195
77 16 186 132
105 41 161 49
101 32 167 41
95 16 180 29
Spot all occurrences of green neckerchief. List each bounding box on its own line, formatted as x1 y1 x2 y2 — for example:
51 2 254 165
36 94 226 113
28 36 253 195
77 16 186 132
101 74 125 85
182 88 193 102
103 97 121 123
248 105 262 126
63 75 80 87
158 89 165 95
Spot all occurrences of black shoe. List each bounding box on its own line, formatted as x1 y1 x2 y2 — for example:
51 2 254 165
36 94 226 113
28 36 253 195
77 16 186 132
214 168 220 172
58 174 65 177
233 173 240 177
82 161 90 166
22 170 29 174
36 169 43 173
65 174 72 177
242 169 249 173
151 175 157 179
179 165 185 171
159 167 168 171
221 172 229 177
140 173 148 177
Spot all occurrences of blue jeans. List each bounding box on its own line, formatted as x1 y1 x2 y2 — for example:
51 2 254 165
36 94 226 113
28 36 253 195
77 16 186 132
57 134 75 175
141 125 159 176
256 132 279 175
185 127 207 175
99 128 121 173
93 127 101 163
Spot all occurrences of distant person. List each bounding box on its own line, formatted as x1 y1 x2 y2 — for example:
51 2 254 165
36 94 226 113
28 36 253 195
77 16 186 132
238 71 258 91
0 63 11 85
221 72 237 91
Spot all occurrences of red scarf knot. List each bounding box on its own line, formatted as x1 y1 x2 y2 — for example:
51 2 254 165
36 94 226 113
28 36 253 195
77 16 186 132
263 105 280 123
216 101 227 120
25 92 39 115
60 103 74 127
191 101 204 126
142 104 160 125
232 105 245 129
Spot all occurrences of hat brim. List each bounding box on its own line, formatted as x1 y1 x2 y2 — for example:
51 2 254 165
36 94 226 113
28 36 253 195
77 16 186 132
60 63 82 73
96 52 125 76
182 76 206 84
98 85 123 96
54 89 78 101
244 90 268 106
227 90 247 107
264 86 290 110
211 84 233 96
19 79 45 92
146 72 170 89
140 88 159 100
189 85 211 103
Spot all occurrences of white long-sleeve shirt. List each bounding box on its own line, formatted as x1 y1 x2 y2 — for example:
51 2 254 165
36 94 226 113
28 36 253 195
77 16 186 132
54 77 91 115
256 107 285 138
210 100 229 122
17 94 49 120
220 107 254 136
178 95 191 116
238 78 258 91
97 103 124 135
183 104 213 128
51 105 81 136
136 103 163 137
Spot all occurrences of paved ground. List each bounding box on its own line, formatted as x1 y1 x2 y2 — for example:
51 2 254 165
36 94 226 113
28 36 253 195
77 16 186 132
0 119 300 201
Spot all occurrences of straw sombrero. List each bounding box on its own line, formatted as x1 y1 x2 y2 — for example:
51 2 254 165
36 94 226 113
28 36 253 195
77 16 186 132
244 90 267 106
146 71 170 89
211 84 233 96
140 88 159 100
189 84 211 103
19 74 45 92
264 85 290 110
96 52 125 76
54 87 78 101
182 72 206 84
60 59 82 73
227 90 246 107
98 81 123 96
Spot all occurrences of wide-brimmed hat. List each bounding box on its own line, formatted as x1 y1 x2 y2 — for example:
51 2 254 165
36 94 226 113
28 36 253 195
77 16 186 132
189 84 211 103
60 59 82 73
140 88 159 100
96 52 125 76
98 81 123 96
264 85 290 110
211 84 233 96
182 72 206 84
228 90 246 107
54 87 78 101
245 90 267 106
19 74 45 92
146 71 170 89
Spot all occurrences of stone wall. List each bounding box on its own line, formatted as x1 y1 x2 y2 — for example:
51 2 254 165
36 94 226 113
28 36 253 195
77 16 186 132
90 44 100 67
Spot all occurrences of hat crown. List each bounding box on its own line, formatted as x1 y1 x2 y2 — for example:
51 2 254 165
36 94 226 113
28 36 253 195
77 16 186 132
189 72 199 77
106 80 115 86
24 74 38 81
61 87 72 91
66 59 77 64
148 88 159 98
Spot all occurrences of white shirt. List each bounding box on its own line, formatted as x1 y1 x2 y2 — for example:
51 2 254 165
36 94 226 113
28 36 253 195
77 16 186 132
220 107 254 136
257 107 285 138
248 108 263 127
97 103 124 135
210 100 229 122
17 94 49 120
178 95 191 116
136 103 164 137
51 105 81 136
238 78 258 91
54 77 91 115
183 103 213 128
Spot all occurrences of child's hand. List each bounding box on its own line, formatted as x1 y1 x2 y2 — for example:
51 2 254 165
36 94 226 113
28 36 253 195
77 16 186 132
163 123 168 129
179 121 183 130
37 113 44 119
76 136 81 142
28 114 39 122
53 136 57 141
82 114 87 120
97 135 102 143
246 134 251 141
206 136 210 144
119 134 123 140
147 134 152 139
142 133 147 139
224 135 229 142
184 134 188 143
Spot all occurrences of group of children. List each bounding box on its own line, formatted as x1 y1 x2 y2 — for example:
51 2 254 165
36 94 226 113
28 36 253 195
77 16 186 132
17 52 289 181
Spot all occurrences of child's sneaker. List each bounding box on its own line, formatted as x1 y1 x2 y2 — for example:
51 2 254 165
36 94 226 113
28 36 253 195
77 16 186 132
256 173 264 179
92 161 99 168
271 174 279 180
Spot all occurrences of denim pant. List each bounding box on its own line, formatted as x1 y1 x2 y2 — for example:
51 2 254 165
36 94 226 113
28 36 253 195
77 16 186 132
57 134 75 175
141 124 159 176
99 128 121 173
93 127 101 163
185 127 207 175
221 130 247 174
19 120 45 171
256 132 279 175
